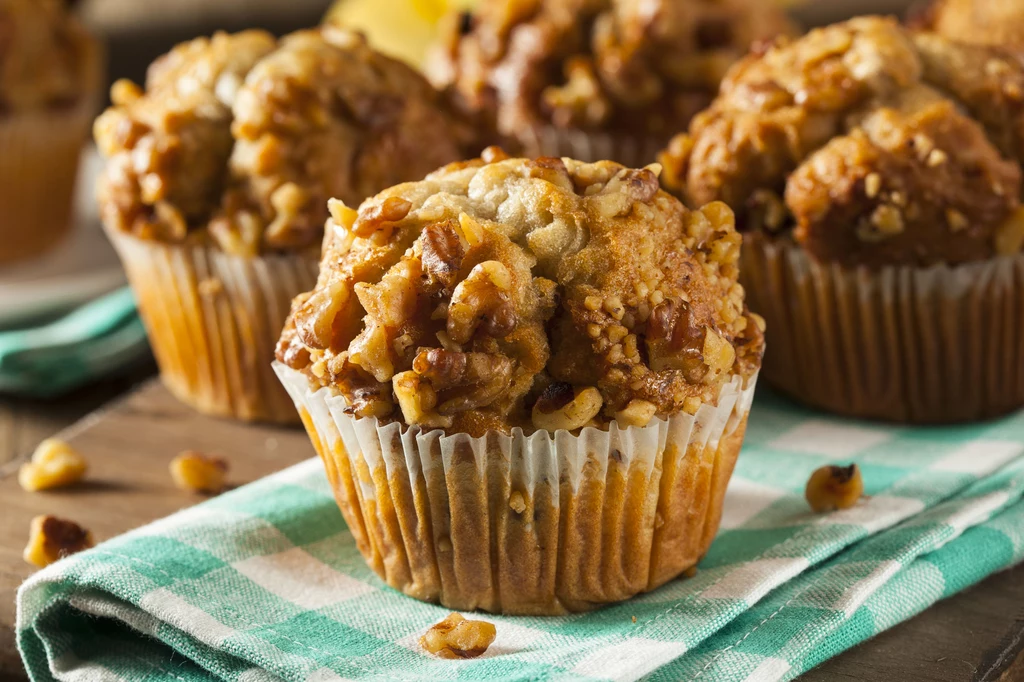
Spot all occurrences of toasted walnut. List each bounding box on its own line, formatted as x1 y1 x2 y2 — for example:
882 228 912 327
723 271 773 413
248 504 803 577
352 197 413 238
18 439 87 492
170 451 229 494
646 298 707 381
421 221 466 294
805 464 864 513
532 384 603 431
447 261 517 344
393 370 450 429
419 613 496 659
412 349 514 415
614 399 658 428
24 515 95 568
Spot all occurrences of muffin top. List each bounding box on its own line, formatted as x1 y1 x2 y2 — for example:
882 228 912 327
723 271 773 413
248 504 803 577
426 0 794 145
276 150 764 437
659 16 1024 268
94 26 472 256
915 0 1024 48
0 0 97 112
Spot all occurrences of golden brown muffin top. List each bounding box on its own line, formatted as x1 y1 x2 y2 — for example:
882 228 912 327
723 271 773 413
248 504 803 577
426 0 794 147
659 16 1024 268
0 0 97 112
276 149 764 436
94 26 472 256
915 0 1024 48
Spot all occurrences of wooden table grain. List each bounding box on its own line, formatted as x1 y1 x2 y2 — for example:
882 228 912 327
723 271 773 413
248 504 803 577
1 377 1022 681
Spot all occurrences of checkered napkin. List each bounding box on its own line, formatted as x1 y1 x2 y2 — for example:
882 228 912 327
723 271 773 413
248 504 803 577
17 392 1024 682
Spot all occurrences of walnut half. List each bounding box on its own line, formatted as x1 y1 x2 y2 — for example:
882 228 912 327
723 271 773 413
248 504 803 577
24 515 95 568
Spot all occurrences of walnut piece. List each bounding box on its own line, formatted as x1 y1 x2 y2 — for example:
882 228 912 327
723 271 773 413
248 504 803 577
170 451 228 494
419 613 497 659
18 439 87 492
805 464 864 513
23 515 95 568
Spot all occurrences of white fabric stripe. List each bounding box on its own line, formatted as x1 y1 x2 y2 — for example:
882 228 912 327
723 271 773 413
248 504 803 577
830 560 902 614
51 652 127 682
720 478 787 529
571 638 687 681
768 421 891 457
820 496 926 533
944 491 1013 531
263 458 325 489
700 558 810 602
69 594 160 637
305 669 353 681
743 657 792 682
232 547 374 610
930 440 1023 476
139 588 237 645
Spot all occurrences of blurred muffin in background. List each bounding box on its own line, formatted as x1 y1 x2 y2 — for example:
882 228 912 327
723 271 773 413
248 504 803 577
660 15 1024 423
325 0 479 68
94 25 473 424
912 0 1024 48
426 0 795 166
0 0 102 264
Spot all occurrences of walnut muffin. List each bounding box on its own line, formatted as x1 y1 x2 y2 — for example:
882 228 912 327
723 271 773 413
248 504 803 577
94 26 471 424
274 150 763 614
660 16 1024 423
913 0 1024 48
426 0 794 166
0 0 102 264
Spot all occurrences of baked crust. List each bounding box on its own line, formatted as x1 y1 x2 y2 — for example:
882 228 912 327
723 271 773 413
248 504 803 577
94 27 471 255
0 0 96 111
277 152 764 436
915 0 1024 48
426 0 793 147
660 16 1024 268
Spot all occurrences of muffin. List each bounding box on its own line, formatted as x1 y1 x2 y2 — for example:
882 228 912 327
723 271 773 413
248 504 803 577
94 26 471 424
913 0 1024 48
0 0 102 264
660 16 1024 423
425 0 795 166
274 149 764 614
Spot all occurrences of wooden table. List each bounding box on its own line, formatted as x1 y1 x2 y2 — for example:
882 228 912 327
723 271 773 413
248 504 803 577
2 376 1022 681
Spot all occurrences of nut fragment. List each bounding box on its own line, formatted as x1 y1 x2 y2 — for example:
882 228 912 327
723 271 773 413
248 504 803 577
531 386 603 432
419 613 496 659
18 439 87 492
614 399 658 428
170 451 228 494
805 464 864 513
24 515 95 568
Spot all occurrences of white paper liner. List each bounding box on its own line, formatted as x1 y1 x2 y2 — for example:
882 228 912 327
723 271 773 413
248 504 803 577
519 125 666 168
275 361 758 614
741 233 1024 423
107 232 318 423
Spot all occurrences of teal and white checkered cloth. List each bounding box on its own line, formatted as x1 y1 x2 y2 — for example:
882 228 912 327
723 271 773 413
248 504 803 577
17 392 1024 682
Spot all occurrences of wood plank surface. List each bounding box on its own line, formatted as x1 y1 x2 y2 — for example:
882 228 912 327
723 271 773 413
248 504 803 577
2 380 1023 680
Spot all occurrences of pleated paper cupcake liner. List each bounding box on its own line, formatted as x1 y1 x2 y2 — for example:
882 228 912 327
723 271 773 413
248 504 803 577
275 361 758 615
741 233 1024 423
107 232 318 424
519 125 665 168
0 40 103 265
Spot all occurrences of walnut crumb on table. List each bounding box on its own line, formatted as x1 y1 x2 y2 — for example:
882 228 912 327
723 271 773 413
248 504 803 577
18 438 87 492
420 613 496 659
169 451 229 494
23 515 95 568
805 464 864 513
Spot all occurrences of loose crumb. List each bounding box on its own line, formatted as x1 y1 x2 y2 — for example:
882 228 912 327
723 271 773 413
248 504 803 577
420 613 496 659
169 451 228 494
18 439 87 492
24 515 94 567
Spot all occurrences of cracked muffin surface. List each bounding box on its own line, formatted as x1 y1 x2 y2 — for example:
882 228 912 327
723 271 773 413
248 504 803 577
659 16 1024 268
915 0 1024 48
94 26 471 256
276 150 764 436
0 0 97 111
426 0 794 151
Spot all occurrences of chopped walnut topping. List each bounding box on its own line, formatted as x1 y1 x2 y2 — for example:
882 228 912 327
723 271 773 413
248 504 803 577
277 155 763 435
24 515 94 568
18 439 87 492
170 451 228 494
420 613 497 659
